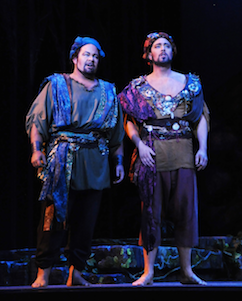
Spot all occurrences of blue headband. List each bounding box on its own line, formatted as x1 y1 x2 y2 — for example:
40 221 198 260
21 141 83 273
69 36 105 59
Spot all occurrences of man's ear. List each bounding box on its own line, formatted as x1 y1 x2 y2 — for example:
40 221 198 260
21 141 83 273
148 52 152 61
72 57 77 65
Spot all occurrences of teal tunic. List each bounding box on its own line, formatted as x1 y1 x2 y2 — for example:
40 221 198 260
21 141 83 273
26 78 124 190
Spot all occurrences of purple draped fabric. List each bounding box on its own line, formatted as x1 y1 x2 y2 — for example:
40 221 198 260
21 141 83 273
118 83 158 252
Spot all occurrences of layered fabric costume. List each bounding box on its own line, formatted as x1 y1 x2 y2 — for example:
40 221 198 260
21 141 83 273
26 73 124 270
34 73 118 223
118 73 209 252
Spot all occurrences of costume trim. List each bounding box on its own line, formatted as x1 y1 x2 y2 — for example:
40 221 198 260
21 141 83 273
142 117 192 141
129 73 203 122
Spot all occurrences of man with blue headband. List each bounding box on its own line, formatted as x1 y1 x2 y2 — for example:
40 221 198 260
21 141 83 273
26 37 124 287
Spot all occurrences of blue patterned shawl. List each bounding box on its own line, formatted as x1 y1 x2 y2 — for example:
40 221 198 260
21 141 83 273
38 74 118 222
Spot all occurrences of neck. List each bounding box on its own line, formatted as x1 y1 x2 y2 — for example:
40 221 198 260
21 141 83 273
70 67 96 84
70 70 98 91
151 64 172 78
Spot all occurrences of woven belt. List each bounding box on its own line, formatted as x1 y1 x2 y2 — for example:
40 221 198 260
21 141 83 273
142 118 192 141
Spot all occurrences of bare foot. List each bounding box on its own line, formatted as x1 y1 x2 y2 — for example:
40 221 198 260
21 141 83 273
31 267 51 288
180 272 207 285
66 265 74 287
132 273 154 286
66 266 91 286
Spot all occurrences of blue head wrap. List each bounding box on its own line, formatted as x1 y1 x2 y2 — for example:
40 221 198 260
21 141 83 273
69 36 105 59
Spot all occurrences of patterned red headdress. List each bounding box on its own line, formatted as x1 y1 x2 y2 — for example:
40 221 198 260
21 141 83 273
143 32 177 63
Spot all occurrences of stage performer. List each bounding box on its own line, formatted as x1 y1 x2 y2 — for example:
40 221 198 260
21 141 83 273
118 32 209 286
26 36 124 287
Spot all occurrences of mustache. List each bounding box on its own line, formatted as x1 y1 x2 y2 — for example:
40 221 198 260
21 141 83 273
159 51 168 57
152 56 172 67
85 61 95 67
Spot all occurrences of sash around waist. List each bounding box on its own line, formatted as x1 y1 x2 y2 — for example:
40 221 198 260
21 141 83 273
49 130 109 155
142 117 192 141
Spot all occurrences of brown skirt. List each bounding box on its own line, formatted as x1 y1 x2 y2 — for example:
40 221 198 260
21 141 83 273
139 168 198 249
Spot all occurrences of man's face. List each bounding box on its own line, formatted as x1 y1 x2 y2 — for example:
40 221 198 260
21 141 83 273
149 37 173 67
73 44 99 79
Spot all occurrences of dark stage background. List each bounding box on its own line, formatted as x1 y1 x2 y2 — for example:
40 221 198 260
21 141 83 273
1 0 242 250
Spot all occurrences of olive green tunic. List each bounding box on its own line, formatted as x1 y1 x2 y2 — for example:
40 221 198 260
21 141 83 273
26 78 124 190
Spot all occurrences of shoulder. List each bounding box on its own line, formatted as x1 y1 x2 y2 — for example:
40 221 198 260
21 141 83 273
186 73 202 95
187 73 201 83
130 75 146 88
171 71 186 83
39 73 63 90
171 70 201 87
99 79 117 96
45 73 65 81
99 78 115 88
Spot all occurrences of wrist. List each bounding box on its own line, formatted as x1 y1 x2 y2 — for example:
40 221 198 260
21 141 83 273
31 141 42 153
132 135 141 148
113 154 124 166
137 139 144 149
199 146 207 152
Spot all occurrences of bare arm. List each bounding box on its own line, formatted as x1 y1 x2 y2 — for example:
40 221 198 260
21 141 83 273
126 121 155 167
113 141 125 184
195 115 208 171
30 124 47 168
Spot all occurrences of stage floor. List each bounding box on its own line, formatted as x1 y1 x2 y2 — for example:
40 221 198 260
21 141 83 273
1 282 242 301
1 281 242 293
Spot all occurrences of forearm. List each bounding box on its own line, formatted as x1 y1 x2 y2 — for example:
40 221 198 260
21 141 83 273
126 120 155 167
125 121 141 148
197 115 208 151
30 124 43 152
30 124 43 144
112 141 125 184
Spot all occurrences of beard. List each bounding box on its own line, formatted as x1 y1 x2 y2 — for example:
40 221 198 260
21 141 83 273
78 66 96 79
152 53 172 67
77 62 97 80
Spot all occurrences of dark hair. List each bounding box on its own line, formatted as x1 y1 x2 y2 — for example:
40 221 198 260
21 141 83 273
70 47 81 61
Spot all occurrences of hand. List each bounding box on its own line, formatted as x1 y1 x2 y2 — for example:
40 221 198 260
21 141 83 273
113 164 125 184
31 151 47 168
138 140 156 167
195 149 208 171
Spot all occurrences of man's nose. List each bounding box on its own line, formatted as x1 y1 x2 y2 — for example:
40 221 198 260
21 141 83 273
87 56 94 62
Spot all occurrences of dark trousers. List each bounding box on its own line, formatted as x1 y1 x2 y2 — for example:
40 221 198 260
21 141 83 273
140 168 198 250
35 189 102 271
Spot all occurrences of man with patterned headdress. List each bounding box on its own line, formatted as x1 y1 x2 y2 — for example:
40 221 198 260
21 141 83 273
26 37 124 287
118 32 209 285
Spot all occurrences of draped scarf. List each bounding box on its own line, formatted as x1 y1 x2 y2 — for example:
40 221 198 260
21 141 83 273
38 74 118 222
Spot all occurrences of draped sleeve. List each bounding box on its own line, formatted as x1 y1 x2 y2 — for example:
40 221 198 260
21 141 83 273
106 101 125 156
26 82 53 142
118 80 156 123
